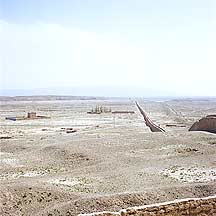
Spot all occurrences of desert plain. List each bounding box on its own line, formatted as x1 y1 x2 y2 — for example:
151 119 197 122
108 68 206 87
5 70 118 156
0 96 216 215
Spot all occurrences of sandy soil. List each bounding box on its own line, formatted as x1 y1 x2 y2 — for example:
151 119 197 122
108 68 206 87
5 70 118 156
0 97 216 215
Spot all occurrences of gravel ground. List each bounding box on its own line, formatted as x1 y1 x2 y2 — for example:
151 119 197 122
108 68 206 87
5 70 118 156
0 97 216 215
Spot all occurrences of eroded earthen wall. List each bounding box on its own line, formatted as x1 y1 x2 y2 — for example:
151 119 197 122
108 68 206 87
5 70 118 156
80 195 216 216
189 117 216 133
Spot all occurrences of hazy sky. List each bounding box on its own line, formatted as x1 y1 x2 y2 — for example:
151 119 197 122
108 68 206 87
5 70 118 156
0 0 216 96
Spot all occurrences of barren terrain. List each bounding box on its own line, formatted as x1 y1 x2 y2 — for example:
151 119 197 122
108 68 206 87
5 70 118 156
0 97 216 215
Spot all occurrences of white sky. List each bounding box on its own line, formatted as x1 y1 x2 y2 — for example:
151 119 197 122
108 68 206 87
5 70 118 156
0 1 216 97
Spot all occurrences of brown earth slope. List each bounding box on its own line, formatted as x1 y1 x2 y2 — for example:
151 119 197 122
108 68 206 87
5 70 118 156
189 116 216 133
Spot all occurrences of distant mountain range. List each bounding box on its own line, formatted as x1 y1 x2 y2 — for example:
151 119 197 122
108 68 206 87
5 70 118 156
0 87 215 101
0 95 107 101
0 86 175 98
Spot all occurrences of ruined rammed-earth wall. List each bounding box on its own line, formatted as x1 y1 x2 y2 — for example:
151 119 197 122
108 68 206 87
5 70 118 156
79 195 216 216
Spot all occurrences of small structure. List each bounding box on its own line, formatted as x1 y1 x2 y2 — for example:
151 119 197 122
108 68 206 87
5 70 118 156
5 112 50 121
27 112 37 119
165 123 186 128
5 117 17 121
112 111 135 114
60 127 77 133
87 106 112 114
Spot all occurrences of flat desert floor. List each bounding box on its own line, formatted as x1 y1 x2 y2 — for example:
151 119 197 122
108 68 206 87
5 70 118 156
0 97 216 215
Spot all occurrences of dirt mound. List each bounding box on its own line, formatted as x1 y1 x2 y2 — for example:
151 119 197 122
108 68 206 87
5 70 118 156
189 116 216 133
0 187 20 216
40 183 216 215
41 146 90 167
0 185 77 216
